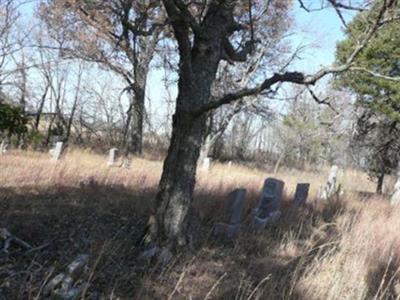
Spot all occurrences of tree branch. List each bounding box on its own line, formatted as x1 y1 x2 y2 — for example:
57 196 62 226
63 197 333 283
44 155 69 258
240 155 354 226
306 86 339 114
223 39 254 63
162 0 193 75
350 67 400 81
192 1 398 116
173 0 201 34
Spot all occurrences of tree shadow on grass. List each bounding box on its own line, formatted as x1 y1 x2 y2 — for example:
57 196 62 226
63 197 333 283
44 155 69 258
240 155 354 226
0 183 349 299
0 184 156 299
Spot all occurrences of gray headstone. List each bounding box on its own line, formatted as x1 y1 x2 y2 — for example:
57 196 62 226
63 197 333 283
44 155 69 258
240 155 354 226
319 165 339 201
224 188 246 224
256 178 284 217
213 188 247 239
107 148 118 166
294 183 310 206
252 178 284 230
51 142 63 161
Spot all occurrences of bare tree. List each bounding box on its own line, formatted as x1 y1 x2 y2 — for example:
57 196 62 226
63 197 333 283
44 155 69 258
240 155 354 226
39 0 165 155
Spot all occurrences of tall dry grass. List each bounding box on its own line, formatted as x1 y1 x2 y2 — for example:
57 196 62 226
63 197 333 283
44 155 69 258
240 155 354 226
1 149 399 300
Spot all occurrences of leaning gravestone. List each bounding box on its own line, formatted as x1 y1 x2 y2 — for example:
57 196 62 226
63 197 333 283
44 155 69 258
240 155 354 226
294 183 310 206
213 188 247 239
253 178 284 230
107 148 118 166
51 142 63 161
319 165 339 201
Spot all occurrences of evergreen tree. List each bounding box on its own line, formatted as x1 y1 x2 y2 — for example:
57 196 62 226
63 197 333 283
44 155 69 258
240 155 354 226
336 15 400 193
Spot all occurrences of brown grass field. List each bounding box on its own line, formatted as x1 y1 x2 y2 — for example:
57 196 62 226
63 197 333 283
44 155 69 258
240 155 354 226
1 149 400 299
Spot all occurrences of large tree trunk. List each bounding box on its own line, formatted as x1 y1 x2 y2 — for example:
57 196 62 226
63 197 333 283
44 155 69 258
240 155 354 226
152 0 243 250
154 110 208 247
153 41 221 249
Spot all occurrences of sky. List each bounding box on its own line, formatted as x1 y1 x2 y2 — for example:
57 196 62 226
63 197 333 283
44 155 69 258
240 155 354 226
290 2 355 72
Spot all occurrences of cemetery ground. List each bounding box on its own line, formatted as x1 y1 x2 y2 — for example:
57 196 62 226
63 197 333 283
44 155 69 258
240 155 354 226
1 150 400 299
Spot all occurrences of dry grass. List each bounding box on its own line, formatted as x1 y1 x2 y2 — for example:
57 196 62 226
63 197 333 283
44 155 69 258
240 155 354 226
1 149 399 299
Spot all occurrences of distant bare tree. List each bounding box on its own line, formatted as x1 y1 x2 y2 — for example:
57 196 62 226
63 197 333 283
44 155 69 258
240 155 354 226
40 0 165 155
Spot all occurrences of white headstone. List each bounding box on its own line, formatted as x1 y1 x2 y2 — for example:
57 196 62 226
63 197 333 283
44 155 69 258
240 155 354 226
107 148 118 166
202 157 211 172
391 164 400 205
319 165 339 201
213 188 247 239
253 178 284 230
294 183 310 206
51 142 63 161
0 140 7 155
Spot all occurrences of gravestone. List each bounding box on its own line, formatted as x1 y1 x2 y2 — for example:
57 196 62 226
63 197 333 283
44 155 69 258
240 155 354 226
51 142 63 161
122 158 132 169
202 157 211 172
391 164 400 205
294 183 310 206
213 188 247 239
319 165 339 201
0 140 7 155
107 148 118 166
253 178 284 230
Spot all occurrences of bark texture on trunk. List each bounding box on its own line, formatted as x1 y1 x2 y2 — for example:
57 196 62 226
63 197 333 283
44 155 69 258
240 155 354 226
129 84 145 155
155 111 208 246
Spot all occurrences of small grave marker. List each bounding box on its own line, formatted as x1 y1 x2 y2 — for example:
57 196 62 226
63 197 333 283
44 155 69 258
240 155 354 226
214 188 247 239
107 148 118 166
319 165 339 201
202 157 211 172
122 158 132 169
51 142 63 161
294 183 310 206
